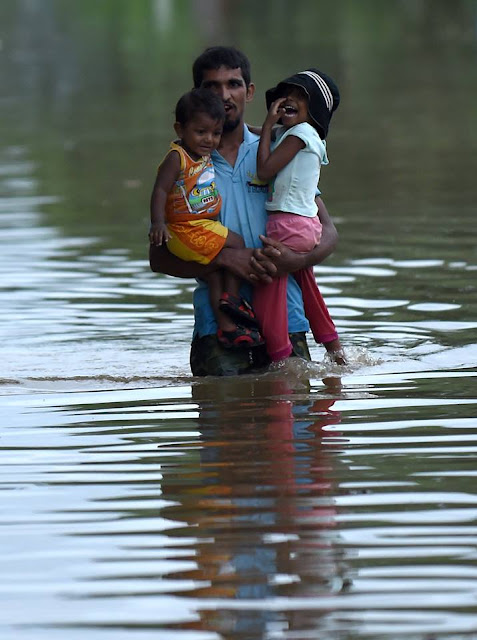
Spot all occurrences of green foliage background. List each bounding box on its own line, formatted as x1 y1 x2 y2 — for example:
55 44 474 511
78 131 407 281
1 0 477 258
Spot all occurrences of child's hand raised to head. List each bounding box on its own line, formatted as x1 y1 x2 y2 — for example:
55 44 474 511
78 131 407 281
149 222 171 247
264 97 286 127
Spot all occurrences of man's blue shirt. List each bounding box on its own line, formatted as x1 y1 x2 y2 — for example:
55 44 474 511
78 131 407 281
193 126 310 337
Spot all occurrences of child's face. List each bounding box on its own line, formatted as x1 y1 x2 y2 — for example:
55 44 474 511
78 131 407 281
175 113 223 160
278 85 311 128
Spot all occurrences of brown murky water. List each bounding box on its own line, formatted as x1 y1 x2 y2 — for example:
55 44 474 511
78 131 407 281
1 2 476 638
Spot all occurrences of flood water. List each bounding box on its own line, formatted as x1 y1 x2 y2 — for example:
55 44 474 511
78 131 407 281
1 1 477 638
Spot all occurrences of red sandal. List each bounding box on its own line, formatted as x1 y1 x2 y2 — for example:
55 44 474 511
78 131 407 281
217 325 264 350
219 293 259 328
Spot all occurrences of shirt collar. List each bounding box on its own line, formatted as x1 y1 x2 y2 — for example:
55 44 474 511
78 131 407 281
211 124 258 170
212 124 257 159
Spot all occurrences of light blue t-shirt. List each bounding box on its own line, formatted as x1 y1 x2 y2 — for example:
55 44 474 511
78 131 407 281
266 122 328 217
193 125 310 337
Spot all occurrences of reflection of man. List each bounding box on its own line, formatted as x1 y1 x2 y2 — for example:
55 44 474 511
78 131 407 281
150 46 339 376
171 376 349 635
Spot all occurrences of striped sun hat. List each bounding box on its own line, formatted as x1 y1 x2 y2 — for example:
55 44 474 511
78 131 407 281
265 68 340 139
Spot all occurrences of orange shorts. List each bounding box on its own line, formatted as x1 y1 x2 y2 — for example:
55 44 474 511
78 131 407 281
167 218 228 265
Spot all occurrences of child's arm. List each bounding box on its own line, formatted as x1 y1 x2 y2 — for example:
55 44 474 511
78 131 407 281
149 151 180 246
257 98 305 182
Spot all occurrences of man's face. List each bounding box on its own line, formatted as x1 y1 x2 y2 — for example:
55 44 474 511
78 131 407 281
199 66 255 132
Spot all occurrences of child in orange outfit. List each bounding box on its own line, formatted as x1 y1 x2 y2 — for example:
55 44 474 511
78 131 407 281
149 88 262 350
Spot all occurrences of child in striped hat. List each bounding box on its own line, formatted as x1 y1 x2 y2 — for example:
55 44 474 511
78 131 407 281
254 68 346 365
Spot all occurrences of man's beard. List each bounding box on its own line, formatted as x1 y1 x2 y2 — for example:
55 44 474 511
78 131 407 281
222 116 241 133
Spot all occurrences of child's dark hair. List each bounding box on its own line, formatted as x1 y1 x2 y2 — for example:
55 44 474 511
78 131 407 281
175 88 226 126
193 46 251 88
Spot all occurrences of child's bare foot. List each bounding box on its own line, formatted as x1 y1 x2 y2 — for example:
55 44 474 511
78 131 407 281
328 349 347 366
323 338 347 366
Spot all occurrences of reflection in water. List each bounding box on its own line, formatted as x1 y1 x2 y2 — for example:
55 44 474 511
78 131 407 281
161 376 347 636
1 368 477 638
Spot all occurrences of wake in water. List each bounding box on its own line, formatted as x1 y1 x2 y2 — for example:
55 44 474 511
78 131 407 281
265 345 382 378
3 342 475 395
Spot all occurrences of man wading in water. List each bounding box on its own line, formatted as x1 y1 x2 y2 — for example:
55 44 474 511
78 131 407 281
149 46 342 376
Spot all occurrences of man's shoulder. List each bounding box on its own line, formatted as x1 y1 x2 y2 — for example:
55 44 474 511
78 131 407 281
243 125 260 145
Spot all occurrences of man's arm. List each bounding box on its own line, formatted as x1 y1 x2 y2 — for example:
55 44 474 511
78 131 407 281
149 243 212 278
250 197 338 278
149 242 273 283
149 198 337 282
306 196 339 264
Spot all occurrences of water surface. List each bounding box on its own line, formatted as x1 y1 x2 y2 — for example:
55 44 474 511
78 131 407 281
1 2 476 638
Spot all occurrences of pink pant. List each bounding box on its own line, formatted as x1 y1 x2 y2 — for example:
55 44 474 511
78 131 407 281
253 213 338 362
266 212 322 252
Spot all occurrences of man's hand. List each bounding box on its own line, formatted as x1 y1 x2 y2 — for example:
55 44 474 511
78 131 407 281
215 247 274 284
255 235 307 277
150 243 275 284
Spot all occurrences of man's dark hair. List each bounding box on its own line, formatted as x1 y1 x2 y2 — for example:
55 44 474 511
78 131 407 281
192 46 251 88
175 88 226 125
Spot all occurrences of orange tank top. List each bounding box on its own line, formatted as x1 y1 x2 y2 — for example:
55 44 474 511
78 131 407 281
163 142 222 223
